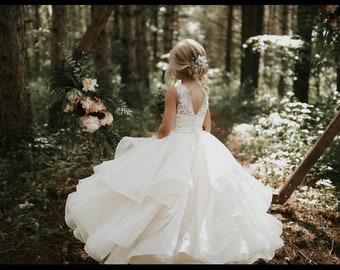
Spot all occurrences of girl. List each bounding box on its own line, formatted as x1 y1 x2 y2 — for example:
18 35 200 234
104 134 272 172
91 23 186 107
65 39 284 264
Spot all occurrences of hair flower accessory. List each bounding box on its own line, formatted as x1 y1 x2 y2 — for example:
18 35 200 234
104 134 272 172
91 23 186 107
190 55 208 69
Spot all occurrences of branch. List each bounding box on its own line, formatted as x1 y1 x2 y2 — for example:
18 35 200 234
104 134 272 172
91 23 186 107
75 5 115 59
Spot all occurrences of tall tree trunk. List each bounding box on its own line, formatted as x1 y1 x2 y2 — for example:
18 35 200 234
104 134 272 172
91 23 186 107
33 5 41 75
163 5 177 54
112 5 120 40
293 5 317 103
161 5 177 83
240 5 264 97
225 5 233 74
150 5 159 61
0 5 32 148
23 5 40 79
120 5 138 108
74 5 115 60
120 5 150 108
48 5 69 131
121 5 137 85
278 5 292 98
337 66 340 93
92 5 113 89
136 5 150 88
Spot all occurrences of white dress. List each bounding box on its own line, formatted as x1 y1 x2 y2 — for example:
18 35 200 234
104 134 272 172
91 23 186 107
65 83 284 264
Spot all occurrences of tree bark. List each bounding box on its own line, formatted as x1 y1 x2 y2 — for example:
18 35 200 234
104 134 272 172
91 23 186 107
240 5 264 97
163 5 177 54
136 5 150 88
0 5 32 148
48 5 69 130
150 5 159 61
225 5 233 74
293 5 317 103
93 5 113 88
120 5 150 108
121 5 137 85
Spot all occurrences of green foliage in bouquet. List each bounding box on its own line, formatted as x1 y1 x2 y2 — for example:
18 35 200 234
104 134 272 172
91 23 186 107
149 86 166 126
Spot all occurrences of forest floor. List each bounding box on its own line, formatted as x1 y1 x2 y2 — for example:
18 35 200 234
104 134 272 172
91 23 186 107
0 130 339 265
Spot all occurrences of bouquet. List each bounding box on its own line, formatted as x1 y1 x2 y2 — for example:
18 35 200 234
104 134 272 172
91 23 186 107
63 77 114 133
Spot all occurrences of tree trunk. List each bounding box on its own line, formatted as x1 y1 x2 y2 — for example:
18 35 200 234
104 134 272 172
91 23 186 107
121 5 137 85
74 5 115 60
93 5 113 89
33 5 41 75
225 5 233 74
150 5 159 61
163 5 177 54
136 5 150 88
120 5 150 108
337 66 340 93
293 5 317 103
0 5 32 148
240 5 264 97
278 5 292 98
48 5 69 131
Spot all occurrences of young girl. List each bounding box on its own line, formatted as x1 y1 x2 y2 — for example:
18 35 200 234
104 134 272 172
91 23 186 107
65 39 284 264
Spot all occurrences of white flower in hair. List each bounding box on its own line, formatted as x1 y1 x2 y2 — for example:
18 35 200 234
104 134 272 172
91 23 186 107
190 55 208 69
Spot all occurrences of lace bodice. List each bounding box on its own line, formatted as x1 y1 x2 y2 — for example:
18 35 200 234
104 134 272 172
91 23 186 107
172 84 209 132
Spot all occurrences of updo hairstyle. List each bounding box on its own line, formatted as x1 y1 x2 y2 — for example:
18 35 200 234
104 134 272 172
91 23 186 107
165 39 209 85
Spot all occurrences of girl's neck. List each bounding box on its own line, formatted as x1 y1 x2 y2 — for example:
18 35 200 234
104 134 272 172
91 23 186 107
181 77 198 84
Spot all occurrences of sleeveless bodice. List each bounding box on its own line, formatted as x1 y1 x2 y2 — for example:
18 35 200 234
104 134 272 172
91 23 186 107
172 84 209 133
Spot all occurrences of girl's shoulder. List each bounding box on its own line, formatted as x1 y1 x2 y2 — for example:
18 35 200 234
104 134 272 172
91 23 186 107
164 86 178 103
166 85 178 97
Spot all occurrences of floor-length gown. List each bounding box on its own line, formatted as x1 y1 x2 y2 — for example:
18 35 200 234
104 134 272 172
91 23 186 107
65 83 284 264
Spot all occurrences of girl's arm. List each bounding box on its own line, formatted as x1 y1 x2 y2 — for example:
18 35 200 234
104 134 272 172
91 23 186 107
157 87 177 139
202 107 211 133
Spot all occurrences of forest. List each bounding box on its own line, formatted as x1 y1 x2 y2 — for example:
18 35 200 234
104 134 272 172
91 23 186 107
0 5 339 264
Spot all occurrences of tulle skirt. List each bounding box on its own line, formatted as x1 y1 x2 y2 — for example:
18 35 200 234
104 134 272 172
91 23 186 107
65 130 284 264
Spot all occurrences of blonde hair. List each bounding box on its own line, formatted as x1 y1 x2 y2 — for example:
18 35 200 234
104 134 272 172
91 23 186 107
165 39 209 85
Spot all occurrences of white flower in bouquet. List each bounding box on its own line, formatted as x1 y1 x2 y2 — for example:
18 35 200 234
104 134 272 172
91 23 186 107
67 89 83 103
100 112 114 126
63 103 74 113
80 115 100 133
81 96 96 113
92 99 107 112
82 78 98 92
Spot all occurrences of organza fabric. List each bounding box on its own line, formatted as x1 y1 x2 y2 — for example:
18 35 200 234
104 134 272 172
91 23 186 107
65 84 284 264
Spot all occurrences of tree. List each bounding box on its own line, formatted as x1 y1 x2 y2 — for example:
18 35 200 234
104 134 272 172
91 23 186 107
48 5 69 130
0 5 32 149
149 5 160 61
225 5 234 74
92 5 113 89
240 5 264 97
278 5 295 98
321 5 340 93
0 5 32 150
121 5 137 86
135 5 150 88
120 5 150 109
293 5 318 103
163 5 178 54
74 5 115 60
23 5 42 78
